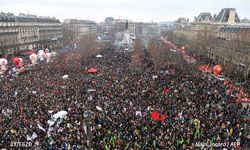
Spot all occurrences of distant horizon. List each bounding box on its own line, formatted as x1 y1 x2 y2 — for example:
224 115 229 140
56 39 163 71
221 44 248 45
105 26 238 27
2 12 179 23
0 0 249 23
2 12 250 24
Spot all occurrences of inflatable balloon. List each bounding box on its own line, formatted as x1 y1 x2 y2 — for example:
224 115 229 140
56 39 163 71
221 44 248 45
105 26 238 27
44 49 49 53
12 57 20 66
0 58 8 66
45 53 51 63
29 53 38 65
46 53 51 57
18 58 24 67
38 50 45 54
214 65 223 76
0 58 8 71
12 57 24 67
37 52 45 61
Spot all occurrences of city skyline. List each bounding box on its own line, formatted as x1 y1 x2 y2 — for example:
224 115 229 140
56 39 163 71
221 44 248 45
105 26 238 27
0 0 249 23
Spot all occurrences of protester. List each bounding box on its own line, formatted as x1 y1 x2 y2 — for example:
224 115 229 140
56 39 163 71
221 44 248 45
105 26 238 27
0 46 249 149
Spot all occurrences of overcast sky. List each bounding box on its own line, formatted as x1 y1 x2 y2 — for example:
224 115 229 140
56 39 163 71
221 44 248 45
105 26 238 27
0 0 249 22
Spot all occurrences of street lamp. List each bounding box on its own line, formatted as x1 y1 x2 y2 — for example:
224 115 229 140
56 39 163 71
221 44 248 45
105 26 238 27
84 109 92 150
0 39 2 57
0 39 6 57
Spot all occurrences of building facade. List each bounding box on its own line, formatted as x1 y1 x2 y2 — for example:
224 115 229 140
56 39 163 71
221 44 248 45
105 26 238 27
0 12 63 56
63 19 97 44
217 25 250 41
136 22 160 46
169 8 250 79
103 18 136 35
0 13 19 55
36 16 63 50
207 25 250 79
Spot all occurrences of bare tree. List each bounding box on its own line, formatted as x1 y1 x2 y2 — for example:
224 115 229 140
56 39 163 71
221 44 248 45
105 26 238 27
131 38 144 71
148 38 162 69
165 30 174 41
79 34 100 57
223 30 250 79
63 28 75 46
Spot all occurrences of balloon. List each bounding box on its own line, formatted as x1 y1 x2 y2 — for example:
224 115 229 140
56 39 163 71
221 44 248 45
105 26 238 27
45 53 51 63
44 49 49 53
12 57 20 66
0 58 8 71
29 54 38 64
214 65 223 76
45 53 51 58
0 58 8 66
37 52 45 61
18 58 24 67
12 57 24 67
38 50 45 54
29 54 37 60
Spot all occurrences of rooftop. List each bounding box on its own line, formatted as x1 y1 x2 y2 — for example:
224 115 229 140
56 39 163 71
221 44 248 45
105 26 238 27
196 12 213 22
214 8 240 23
0 12 60 23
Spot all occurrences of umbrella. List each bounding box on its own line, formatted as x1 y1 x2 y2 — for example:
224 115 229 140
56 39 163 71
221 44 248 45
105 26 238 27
87 68 97 73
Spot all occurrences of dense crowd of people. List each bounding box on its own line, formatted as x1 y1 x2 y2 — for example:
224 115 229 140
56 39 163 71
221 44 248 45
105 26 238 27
0 45 249 149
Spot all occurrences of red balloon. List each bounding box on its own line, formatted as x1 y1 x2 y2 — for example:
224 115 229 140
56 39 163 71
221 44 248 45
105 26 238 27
214 65 223 76
12 57 20 66
44 49 49 53
18 58 24 67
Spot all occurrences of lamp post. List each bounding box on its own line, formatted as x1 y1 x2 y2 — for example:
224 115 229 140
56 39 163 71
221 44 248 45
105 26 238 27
0 39 6 57
0 39 2 57
84 109 92 150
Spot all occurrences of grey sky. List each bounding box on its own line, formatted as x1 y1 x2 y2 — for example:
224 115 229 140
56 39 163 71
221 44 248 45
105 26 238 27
0 0 249 22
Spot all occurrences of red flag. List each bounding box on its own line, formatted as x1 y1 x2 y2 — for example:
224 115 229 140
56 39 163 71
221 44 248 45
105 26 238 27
163 87 170 94
159 114 167 122
151 112 160 120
